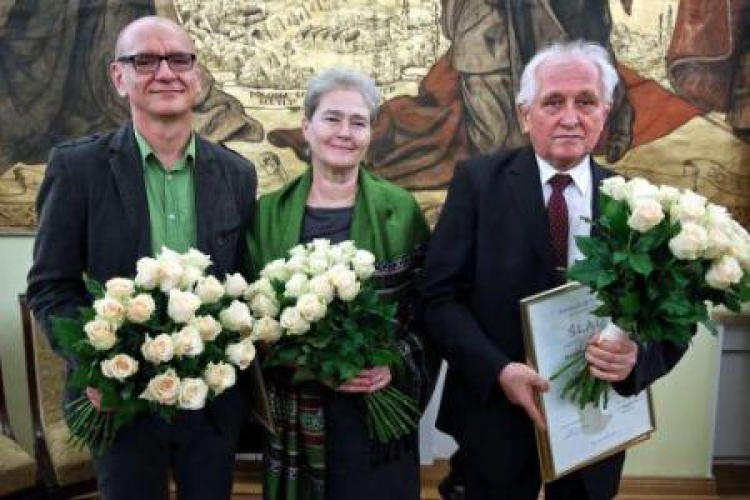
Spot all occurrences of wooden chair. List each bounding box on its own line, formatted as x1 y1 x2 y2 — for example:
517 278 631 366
0 352 39 498
19 294 97 498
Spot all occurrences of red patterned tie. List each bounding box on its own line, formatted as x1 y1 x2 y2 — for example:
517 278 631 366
547 174 572 270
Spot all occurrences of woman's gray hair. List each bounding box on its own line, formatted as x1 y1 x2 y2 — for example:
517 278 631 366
516 40 619 108
303 68 380 121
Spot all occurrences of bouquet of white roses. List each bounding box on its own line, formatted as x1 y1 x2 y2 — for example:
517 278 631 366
53 247 258 453
554 176 750 408
246 239 420 444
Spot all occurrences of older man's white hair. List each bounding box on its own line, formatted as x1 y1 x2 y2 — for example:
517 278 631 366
516 40 619 108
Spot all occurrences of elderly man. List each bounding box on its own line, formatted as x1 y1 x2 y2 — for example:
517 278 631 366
27 16 260 500
419 40 688 500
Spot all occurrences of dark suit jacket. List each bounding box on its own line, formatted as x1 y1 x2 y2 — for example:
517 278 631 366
419 147 688 497
26 122 261 435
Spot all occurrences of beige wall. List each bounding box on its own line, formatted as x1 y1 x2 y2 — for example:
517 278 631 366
623 329 719 476
0 236 34 452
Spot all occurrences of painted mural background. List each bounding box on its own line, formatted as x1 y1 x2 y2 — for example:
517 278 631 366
0 0 747 233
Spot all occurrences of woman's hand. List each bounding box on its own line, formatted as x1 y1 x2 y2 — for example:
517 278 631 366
86 386 104 410
337 366 392 393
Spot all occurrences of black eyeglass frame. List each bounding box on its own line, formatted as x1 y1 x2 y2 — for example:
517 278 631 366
115 53 197 74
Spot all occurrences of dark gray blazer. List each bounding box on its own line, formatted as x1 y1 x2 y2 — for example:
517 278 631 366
27 122 260 433
419 147 688 497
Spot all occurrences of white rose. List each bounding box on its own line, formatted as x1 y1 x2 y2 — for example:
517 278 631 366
306 252 330 275
135 257 160 290
310 239 332 253
351 250 376 279
105 278 135 299
627 199 664 232
657 185 681 208
624 178 659 207
328 266 360 301
260 259 290 282
727 227 750 272
101 354 139 381
250 293 280 318
204 362 237 395
327 245 348 265
284 273 309 298
158 259 185 292
179 266 203 290
338 241 357 259
308 275 335 303
704 204 733 234
190 315 223 342
289 244 307 258
94 296 126 325
706 255 743 290
140 333 175 364
285 255 308 275
252 316 283 343
167 289 202 323
157 246 181 262
246 277 275 301
195 276 225 304
220 300 254 332
84 319 117 350
226 339 256 370
180 248 212 271
668 222 709 260
279 307 310 335
670 191 707 223
704 227 733 260
126 293 156 323
172 326 205 357
140 369 180 405
296 293 327 322
177 378 209 410
224 273 249 298
599 176 627 201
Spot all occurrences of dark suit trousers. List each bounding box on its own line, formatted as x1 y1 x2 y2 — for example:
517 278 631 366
463 449 624 500
93 409 241 500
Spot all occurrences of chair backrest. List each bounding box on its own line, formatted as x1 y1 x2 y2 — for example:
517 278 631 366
18 293 95 489
19 295 66 429
0 354 14 439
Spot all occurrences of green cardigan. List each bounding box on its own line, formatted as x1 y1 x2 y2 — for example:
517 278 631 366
247 166 434 500
247 166 429 276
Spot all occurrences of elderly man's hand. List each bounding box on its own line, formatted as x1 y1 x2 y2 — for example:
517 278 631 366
585 333 638 382
497 363 549 430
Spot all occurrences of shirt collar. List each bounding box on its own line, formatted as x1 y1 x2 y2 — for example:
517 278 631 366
536 154 591 197
133 126 196 171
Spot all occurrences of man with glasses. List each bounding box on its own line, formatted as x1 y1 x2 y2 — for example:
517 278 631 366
27 16 261 500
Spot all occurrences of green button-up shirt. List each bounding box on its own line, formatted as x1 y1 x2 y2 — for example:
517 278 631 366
134 128 197 256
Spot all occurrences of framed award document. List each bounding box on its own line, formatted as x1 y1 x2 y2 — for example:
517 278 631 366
521 282 655 481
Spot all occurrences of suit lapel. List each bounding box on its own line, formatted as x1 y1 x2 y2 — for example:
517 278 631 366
507 148 553 269
109 124 151 258
194 136 222 255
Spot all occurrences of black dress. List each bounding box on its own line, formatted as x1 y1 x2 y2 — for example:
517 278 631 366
301 206 420 500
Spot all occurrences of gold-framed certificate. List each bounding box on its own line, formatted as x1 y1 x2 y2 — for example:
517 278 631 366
521 282 655 482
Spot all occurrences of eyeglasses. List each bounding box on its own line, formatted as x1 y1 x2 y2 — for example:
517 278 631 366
116 53 196 74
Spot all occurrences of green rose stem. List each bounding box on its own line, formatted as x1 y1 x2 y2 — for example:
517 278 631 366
378 388 419 429
364 396 389 443
373 392 411 438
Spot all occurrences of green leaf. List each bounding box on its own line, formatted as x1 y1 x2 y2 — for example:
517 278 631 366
618 292 640 317
83 274 105 299
595 270 616 288
628 253 654 276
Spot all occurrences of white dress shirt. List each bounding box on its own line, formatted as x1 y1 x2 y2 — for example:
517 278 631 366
536 155 593 268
